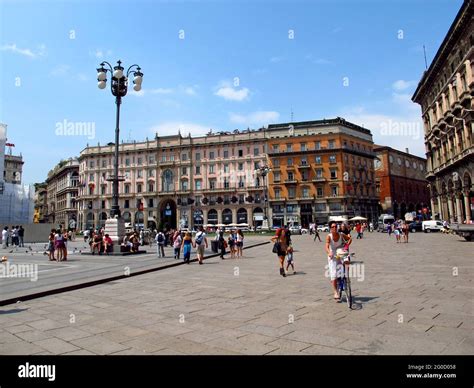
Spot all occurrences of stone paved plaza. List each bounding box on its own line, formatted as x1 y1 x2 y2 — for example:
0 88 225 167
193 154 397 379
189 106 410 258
0 231 472 355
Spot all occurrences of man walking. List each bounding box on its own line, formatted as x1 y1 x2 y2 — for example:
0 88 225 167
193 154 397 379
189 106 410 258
155 230 166 257
2 227 8 249
18 226 25 247
195 226 208 265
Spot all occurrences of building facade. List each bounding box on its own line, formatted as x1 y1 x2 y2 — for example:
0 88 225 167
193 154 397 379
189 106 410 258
266 118 379 227
412 0 474 223
4 154 24 184
374 146 430 219
45 159 79 229
33 183 48 223
77 131 268 231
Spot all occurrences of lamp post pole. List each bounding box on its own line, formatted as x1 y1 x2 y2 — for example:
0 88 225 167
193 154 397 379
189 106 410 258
96 60 143 250
257 165 271 230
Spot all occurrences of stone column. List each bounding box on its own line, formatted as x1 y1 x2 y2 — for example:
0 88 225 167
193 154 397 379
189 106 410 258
217 208 223 224
437 196 443 220
430 197 436 219
232 208 237 225
455 194 463 223
447 196 455 223
202 208 208 225
464 191 472 223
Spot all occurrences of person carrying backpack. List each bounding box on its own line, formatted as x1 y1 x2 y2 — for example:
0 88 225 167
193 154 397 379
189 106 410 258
194 226 208 265
155 230 165 257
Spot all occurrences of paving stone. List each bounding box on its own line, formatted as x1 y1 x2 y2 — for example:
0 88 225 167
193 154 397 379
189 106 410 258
70 335 130 355
33 338 80 354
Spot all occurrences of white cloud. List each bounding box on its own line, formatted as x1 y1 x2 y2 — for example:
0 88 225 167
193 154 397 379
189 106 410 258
215 84 250 101
184 86 197 96
340 94 425 157
50 64 70 76
150 88 174 94
392 79 417 91
229 111 280 126
270 56 284 63
151 122 211 137
0 43 45 58
92 49 112 59
306 54 332 65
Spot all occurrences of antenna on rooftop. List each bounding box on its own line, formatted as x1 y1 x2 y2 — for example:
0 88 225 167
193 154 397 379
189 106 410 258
423 45 428 70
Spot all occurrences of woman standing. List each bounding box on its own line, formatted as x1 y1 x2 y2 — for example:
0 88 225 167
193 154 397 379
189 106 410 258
236 229 244 258
325 221 349 301
181 232 194 264
47 229 56 261
173 230 182 260
271 227 289 277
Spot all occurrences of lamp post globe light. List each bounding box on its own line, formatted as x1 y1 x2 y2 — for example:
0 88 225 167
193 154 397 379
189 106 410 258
256 165 271 231
97 60 143 252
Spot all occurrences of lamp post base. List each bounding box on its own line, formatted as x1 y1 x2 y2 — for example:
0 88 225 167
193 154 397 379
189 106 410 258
262 219 270 231
104 216 126 254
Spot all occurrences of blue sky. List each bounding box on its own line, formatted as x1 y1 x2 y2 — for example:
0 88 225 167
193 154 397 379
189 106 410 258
0 0 463 184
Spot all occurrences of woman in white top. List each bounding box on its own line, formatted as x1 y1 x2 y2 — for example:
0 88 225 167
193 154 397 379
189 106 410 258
236 229 244 258
325 222 350 301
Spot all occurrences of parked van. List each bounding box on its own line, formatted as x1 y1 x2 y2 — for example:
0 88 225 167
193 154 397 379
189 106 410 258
377 214 395 232
422 220 444 233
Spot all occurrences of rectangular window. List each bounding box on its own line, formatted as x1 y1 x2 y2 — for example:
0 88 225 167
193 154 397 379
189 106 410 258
224 179 230 189
209 151 215 160
288 172 294 181
125 184 130 194
330 169 337 179
288 187 296 199
209 179 216 189
101 200 106 209
328 140 335 149
331 186 338 196
317 187 323 197
149 154 155 164
223 150 229 158
238 177 245 188
195 165 201 175
274 188 281 199
209 164 215 173
254 147 259 156
89 160 95 168
316 169 323 178
125 158 130 166
148 199 154 208
170 154 175 161
161 155 166 162
89 173 94 182
287 158 293 166
272 144 279 153
224 164 229 173
238 163 243 171
195 152 201 161
301 171 308 181
182 167 187 175
238 149 243 157
182 153 188 161
302 187 309 198
182 181 188 191
315 202 326 211
301 157 307 165
272 158 280 167
301 143 307 152
195 180 202 190
137 157 143 165
329 155 337 164
148 183 154 192
137 184 142 193
148 169 155 178
137 170 143 178
101 186 106 195
102 159 106 168
315 156 321 164
274 171 281 182
124 200 130 208
286 144 292 152
315 141 321 150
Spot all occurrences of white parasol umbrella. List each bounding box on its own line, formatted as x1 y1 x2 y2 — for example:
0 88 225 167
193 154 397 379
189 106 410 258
349 216 367 221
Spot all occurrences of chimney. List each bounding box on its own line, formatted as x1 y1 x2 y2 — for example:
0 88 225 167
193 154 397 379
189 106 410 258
405 148 409 154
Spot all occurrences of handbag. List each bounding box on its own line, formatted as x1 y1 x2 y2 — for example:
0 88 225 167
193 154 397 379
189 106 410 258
272 241 280 253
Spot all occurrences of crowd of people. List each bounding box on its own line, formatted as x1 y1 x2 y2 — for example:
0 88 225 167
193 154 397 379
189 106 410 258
387 220 410 243
1 226 26 248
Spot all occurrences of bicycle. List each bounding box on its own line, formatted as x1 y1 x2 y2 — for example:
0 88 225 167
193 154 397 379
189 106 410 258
335 248 353 309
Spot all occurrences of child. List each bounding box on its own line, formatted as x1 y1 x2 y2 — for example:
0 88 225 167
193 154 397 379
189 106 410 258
285 245 296 274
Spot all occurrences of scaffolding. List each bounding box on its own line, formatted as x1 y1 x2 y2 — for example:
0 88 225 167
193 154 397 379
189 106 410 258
0 182 35 224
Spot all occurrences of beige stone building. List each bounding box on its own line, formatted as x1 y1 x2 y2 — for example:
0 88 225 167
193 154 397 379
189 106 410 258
45 158 79 228
412 0 474 223
77 131 268 231
4 154 23 184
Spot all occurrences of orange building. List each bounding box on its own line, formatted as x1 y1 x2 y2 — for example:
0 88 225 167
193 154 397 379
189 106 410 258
266 118 379 227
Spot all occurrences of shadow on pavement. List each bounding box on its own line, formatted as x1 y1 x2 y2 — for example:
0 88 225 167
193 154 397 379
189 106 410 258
0 308 28 314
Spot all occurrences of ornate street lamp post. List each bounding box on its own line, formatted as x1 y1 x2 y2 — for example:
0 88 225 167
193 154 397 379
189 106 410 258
97 60 143 250
256 165 271 230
